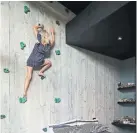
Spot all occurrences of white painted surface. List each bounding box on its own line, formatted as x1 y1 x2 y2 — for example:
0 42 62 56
0 1 129 133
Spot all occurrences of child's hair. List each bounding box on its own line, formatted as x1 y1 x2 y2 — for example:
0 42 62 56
40 30 49 44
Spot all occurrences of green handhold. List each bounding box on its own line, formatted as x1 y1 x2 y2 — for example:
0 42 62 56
42 128 47 132
20 42 26 50
1 115 6 119
54 98 61 103
24 5 30 14
55 50 60 55
3 68 10 73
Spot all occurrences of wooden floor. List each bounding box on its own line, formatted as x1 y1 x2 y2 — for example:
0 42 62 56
0 1 134 133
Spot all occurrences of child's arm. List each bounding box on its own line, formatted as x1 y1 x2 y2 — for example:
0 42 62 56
33 24 43 38
49 28 55 47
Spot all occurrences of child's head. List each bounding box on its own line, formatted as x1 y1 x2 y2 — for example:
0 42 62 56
40 30 49 44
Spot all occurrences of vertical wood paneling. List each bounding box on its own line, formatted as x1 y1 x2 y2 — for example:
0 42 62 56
1 2 10 133
0 1 128 133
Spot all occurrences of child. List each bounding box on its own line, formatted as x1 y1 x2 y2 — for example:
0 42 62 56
20 24 55 103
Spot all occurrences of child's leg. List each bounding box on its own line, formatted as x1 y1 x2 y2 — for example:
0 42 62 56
24 66 33 97
38 59 52 76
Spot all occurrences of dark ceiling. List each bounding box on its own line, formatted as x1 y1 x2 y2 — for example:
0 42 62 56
59 1 91 15
65 1 136 60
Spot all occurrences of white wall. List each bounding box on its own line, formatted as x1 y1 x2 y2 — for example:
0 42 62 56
0 1 131 133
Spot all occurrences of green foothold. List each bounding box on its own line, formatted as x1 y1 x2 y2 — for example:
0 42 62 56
19 97 27 103
19 97 22 103
24 5 30 14
22 97 27 103
55 50 60 55
42 128 47 132
41 76 46 80
54 98 61 103
20 42 26 50
1 115 6 119
3 68 10 73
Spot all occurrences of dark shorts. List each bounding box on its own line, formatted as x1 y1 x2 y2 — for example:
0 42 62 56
27 58 44 68
26 42 46 68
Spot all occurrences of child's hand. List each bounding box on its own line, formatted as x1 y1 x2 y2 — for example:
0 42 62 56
50 27 55 33
38 24 44 28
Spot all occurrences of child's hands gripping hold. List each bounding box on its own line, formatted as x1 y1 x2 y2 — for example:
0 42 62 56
38 23 44 29
50 27 55 33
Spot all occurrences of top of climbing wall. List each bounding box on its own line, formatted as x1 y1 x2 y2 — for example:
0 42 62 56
37 1 76 23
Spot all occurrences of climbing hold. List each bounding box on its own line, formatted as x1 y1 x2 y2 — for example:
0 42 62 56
0 115 6 119
38 23 44 32
3 68 10 73
41 75 46 80
39 75 46 80
24 5 30 14
19 97 22 103
19 97 27 103
54 98 61 103
42 128 47 132
56 20 60 26
55 50 60 55
38 23 44 29
20 42 26 50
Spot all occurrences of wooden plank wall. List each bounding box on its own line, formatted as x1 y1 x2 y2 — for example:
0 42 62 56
0 1 134 133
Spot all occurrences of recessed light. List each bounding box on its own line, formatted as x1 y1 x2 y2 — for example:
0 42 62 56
118 36 122 40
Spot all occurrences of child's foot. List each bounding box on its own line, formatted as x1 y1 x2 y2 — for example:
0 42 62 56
38 72 45 77
38 72 46 80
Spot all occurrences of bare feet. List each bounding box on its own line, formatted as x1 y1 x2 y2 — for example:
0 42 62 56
38 72 45 77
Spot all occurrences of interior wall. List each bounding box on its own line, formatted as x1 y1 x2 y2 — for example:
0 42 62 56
118 57 136 132
114 57 136 133
120 57 136 84
0 1 134 133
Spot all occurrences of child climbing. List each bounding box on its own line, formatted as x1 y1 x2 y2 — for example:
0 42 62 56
20 24 55 103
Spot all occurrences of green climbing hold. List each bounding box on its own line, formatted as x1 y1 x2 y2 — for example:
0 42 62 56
19 97 22 103
55 50 60 55
42 128 47 132
41 76 46 80
24 5 30 14
39 75 46 80
19 97 27 103
20 42 26 50
54 98 61 103
1 114 6 119
3 68 10 73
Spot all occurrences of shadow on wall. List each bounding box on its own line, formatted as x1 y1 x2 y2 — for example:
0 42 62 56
119 88 136 93
68 44 121 68
114 125 136 132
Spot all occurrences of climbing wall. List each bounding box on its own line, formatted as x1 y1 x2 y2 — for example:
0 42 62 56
0 1 124 133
